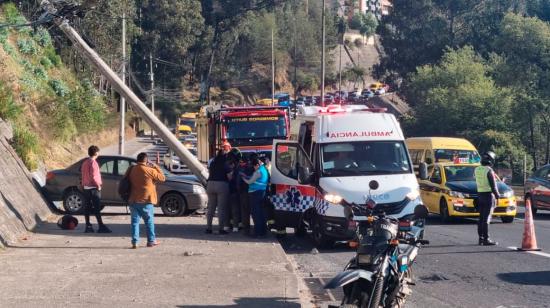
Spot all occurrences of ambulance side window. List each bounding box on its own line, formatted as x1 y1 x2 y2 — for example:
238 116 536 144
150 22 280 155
276 143 313 181
276 144 298 179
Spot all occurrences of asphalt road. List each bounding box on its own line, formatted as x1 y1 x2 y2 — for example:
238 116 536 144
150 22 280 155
279 206 550 308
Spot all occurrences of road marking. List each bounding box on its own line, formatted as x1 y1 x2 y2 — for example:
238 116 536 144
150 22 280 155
318 277 336 302
507 246 550 258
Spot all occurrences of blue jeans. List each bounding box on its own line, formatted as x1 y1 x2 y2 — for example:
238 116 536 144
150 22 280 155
130 203 155 244
249 190 267 236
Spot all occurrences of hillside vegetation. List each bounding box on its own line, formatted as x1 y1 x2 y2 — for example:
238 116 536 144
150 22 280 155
0 3 120 170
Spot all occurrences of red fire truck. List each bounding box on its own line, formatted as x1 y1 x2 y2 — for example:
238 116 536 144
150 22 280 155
196 105 291 163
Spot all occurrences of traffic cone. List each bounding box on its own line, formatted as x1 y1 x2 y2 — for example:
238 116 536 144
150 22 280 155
517 198 541 251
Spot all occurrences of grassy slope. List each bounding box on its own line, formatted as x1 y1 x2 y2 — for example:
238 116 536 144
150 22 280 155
0 3 132 170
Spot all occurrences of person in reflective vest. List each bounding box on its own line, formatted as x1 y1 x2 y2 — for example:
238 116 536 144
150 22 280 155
474 151 500 246
241 158 269 237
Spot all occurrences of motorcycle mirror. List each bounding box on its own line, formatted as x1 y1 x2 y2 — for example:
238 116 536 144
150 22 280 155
369 180 379 191
414 204 429 219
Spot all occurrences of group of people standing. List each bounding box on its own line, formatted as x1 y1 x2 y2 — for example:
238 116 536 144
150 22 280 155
205 141 271 237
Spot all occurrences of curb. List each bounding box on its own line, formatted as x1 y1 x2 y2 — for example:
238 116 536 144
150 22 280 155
271 236 315 308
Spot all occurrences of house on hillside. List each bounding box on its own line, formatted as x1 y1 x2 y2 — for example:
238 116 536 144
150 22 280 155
360 0 393 19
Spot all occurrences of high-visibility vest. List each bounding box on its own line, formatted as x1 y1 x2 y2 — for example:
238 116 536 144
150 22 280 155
475 165 492 193
249 165 269 192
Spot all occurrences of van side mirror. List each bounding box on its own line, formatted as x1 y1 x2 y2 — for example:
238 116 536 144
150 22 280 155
419 163 429 180
298 166 313 185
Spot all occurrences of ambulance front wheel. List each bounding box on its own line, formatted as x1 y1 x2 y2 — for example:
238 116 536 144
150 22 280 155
312 216 335 248
294 221 307 237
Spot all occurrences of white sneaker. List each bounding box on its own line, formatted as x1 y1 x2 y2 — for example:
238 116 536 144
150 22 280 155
233 227 239 233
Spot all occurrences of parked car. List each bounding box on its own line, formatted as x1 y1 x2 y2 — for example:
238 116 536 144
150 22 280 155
43 155 207 217
525 164 550 215
323 95 334 105
361 89 375 99
163 149 196 173
348 92 359 102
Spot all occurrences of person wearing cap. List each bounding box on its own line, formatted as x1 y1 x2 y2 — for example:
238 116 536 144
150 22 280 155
475 151 500 246
205 141 233 235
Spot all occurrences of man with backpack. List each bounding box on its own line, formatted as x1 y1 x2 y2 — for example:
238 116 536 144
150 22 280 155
124 152 166 249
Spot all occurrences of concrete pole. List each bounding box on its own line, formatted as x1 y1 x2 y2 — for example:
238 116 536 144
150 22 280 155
321 0 326 107
338 43 342 100
118 12 126 155
272 28 275 106
149 52 155 138
42 11 209 185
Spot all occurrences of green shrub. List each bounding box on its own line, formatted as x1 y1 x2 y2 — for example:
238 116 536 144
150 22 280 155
44 47 61 67
20 74 40 91
17 38 38 55
40 56 53 69
67 85 107 133
3 3 20 24
49 79 69 97
19 58 33 71
50 102 77 142
0 83 22 121
34 66 48 80
11 123 39 171
2 41 16 56
0 27 8 44
33 27 52 47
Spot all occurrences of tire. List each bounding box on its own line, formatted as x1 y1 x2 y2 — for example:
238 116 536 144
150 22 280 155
160 192 187 217
63 189 86 214
294 220 307 237
439 199 451 223
526 195 538 215
312 215 335 249
501 216 514 223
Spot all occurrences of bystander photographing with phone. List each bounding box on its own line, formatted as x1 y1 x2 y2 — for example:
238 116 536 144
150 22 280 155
125 152 166 249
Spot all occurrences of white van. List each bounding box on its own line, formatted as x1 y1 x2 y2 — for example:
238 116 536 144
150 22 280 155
270 105 422 247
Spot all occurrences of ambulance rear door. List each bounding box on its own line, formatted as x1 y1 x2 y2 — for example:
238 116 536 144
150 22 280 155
270 140 316 228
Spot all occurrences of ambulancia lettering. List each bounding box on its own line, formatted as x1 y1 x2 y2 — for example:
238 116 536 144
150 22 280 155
328 131 393 138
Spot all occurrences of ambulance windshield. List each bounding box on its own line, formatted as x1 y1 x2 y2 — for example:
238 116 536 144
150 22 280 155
321 141 411 176
224 116 287 139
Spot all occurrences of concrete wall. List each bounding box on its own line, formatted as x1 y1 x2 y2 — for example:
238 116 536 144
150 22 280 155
0 119 53 248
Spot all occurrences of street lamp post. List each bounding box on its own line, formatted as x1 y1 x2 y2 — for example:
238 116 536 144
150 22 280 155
320 0 326 107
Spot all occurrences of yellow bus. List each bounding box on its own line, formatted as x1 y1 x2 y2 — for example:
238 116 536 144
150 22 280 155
177 112 197 137
406 137 481 169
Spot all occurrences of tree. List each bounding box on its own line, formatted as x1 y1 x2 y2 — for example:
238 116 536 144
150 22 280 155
376 0 519 80
359 12 378 38
132 0 205 88
492 13 550 167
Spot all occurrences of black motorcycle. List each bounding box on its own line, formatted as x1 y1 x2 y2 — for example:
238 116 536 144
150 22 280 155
324 187 429 308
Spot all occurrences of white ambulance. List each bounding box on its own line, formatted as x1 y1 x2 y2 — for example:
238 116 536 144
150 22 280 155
270 105 422 247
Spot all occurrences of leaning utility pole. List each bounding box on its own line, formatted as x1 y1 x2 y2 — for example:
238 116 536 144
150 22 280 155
320 0 326 107
39 1 209 185
149 52 155 138
118 12 126 155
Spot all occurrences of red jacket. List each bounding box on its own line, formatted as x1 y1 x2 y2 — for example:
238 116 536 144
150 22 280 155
81 158 102 188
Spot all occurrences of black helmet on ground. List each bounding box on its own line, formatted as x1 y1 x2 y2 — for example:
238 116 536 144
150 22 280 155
481 151 496 166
